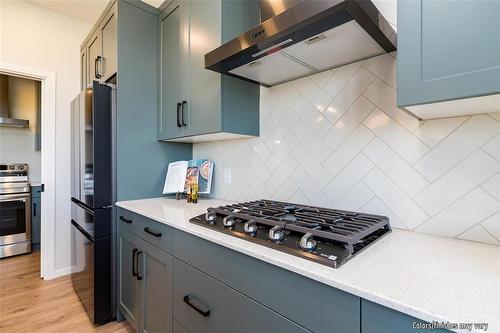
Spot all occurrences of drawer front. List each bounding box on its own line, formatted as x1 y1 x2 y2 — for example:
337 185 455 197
173 230 360 333
141 218 173 253
117 208 144 236
117 207 173 254
173 258 309 333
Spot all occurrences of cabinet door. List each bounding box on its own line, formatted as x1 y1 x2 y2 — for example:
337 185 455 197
397 0 500 107
87 32 102 85
184 0 221 136
173 320 190 333
101 7 117 82
118 228 141 332
139 239 173 333
31 197 41 246
159 3 184 140
80 50 87 89
361 299 451 333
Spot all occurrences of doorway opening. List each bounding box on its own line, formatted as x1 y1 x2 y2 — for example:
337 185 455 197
0 63 56 279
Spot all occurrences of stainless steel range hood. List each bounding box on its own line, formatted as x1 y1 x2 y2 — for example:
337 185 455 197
205 0 396 87
0 74 30 128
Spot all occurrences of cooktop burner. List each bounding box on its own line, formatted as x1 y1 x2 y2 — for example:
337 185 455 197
190 200 391 268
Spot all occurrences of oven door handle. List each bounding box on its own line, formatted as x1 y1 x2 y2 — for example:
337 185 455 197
0 197 27 203
71 219 95 243
0 192 30 202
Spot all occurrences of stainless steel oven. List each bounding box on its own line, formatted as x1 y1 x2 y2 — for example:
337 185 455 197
0 164 32 258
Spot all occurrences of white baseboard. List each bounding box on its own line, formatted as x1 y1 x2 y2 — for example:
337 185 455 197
43 266 72 280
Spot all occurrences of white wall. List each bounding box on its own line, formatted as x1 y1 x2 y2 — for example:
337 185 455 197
193 53 500 246
0 1 91 271
0 76 42 182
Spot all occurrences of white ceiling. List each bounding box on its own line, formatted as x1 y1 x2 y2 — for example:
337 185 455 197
25 0 164 24
25 0 397 29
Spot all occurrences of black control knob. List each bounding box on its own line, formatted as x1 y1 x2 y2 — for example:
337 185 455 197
205 211 217 225
244 220 258 235
269 225 284 242
223 215 236 227
299 233 316 252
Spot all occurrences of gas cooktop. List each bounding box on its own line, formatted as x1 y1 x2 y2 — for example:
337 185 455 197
190 200 391 268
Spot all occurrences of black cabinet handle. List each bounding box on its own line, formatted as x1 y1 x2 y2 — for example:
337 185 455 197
181 101 187 126
119 216 132 224
144 227 162 238
95 57 99 79
132 248 138 277
176 102 182 127
96 56 103 78
183 295 210 317
33 203 37 217
136 251 143 281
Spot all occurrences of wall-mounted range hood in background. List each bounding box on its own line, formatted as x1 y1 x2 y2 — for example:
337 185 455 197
205 0 397 87
0 74 30 128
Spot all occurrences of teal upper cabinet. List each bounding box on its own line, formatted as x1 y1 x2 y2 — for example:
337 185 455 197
158 0 260 142
397 0 500 119
81 1 117 88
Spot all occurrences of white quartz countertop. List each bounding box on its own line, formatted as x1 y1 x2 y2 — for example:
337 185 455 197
116 197 500 333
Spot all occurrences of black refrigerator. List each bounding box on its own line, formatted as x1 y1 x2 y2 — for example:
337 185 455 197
70 81 115 324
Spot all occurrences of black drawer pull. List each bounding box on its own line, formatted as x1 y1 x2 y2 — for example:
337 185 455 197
132 248 138 277
33 203 37 217
136 251 143 281
144 227 161 238
120 216 132 224
183 295 210 317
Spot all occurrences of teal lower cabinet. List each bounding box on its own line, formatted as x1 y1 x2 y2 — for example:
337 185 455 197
117 208 450 333
118 227 173 333
361 299 450 333
118 228 141 332
31 186 42 249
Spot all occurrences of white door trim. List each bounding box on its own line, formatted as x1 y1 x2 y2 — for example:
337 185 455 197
0 62 57 279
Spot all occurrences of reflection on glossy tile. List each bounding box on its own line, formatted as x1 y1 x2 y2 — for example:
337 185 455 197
324 68 374 124
293 96 331 138
362 78 421 132
292 76 332 112
364 109 429 164
362 53 397 88
323 96 375 150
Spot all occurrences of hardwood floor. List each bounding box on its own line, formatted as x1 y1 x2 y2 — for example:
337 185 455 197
0 251 133 333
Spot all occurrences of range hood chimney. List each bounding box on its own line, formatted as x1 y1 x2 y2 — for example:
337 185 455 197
205 0 396 87
0 74 30 128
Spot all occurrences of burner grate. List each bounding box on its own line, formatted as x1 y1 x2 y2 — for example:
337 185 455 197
207 200 390 254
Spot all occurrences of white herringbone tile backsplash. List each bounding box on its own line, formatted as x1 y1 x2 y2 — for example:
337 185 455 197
193 53 500 245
